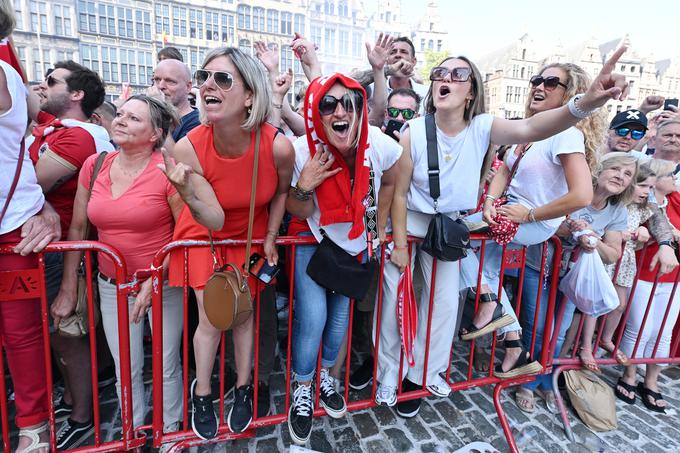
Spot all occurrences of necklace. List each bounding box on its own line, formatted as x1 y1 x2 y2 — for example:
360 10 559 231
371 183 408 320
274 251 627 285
115 156 148 178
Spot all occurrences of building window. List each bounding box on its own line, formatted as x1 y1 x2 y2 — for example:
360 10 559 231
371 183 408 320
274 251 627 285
14 0 23 30
505 87 512 103
206 11 219 41
324 27 336 53
428 39 433 50
311 25 321 46
117 7 133 38
30 1 47 33
514 86 521 103
338 0 348 16
155 3 170 35
267 9 279 33
437 40 442 52
339 30 349 56
352 31 362 58
189 9 203 39
54 5 72 36
97 4 114 35
79 44 99 73
420 38 425 51
629 80 635 90
239 39 251 56
237 4 250 30
294 13 305 35
324 0 334 15
252 7 264 32
281 47 293 73
280 12 292 35
221 14 235 43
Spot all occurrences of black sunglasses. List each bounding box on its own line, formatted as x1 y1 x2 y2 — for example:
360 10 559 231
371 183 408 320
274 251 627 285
614 127 645 140
529 75 568 91
46 74 66 88
194 69 234 91
387 107 416 120
429 66 472 82
318 92 363 116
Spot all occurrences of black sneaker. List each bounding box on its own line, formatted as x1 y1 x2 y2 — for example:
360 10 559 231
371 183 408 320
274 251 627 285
97 366 116 389
190 379 218 440
396 378 421 418
256 382 271 418
318 369 346 418
56 418 94 450
288 382 313 445
211 368 236 404
54 396 73 423
227 385 253 433
349 357 374 390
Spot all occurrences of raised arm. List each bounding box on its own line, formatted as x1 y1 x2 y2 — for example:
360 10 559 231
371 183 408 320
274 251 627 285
291 33 322 82
490 47 629 145
366 33 393 127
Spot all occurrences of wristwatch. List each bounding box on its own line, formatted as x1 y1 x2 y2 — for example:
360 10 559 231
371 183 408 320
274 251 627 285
658 240 677 250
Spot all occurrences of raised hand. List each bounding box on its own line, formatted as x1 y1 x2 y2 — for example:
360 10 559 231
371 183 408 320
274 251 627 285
255 41 279 73
640 95 665 114
366 33 394 71
296 145 343 192
581 46 629 111
157 147 195 201
272 68 293 98
390 59 414 78
291 32 321 80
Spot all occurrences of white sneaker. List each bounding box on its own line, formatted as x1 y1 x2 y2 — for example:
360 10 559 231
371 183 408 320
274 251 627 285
375 383 397 407
426 374 451 397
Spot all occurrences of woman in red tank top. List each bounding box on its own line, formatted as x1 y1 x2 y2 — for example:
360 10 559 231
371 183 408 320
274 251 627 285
161 48 294 437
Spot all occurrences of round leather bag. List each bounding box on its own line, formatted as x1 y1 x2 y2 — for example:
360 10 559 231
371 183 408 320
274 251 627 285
203 263 253 331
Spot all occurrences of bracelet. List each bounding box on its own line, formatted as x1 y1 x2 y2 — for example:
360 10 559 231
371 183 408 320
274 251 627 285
567 94 594 119
658 240 677 250
292 182 313 201
266 230 278 238
528 208 537 223
272 102 283 109
484 194 496 202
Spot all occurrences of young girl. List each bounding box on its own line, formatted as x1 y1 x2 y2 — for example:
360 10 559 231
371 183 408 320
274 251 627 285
599 163 656 364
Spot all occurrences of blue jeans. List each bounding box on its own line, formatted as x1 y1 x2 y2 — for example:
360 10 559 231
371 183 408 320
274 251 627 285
292 235 351 382
520 267 576 390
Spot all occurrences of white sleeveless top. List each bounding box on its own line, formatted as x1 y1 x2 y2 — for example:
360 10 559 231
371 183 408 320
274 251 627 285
0 60 44 234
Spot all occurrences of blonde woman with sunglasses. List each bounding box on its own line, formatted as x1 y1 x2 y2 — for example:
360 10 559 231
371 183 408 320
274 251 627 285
162 47 294 438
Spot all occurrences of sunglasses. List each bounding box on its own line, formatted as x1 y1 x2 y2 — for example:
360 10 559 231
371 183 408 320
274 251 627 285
194 69 234 91
318 92 363 116
387 107 416 120
429 66 472 82
614 127 646 140
529 75 568 91
46 74 66 88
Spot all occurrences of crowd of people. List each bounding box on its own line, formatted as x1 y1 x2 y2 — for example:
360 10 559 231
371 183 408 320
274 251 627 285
1 1 680 451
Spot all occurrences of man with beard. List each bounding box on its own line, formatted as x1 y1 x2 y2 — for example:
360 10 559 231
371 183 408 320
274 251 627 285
28 60 108 451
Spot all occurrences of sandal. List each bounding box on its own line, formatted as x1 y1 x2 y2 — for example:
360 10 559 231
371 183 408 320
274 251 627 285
637 383 666 414
578 348 601 374
18 423 49 453
514 387 536 413
599 341 631 366
460 293 514 341
493 339 543 379
614 378 636 404
535 388 558 414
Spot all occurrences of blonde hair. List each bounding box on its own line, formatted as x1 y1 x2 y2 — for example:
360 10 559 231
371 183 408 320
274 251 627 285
646 158 676 178
125 95 180 149
525 63 607 171
424 55 485 123
0 0 15 40
199 47 271 131
593 152 639 205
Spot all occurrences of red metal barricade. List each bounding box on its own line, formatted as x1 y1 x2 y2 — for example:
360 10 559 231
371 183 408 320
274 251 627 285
0 241 145 453
548 243 680 442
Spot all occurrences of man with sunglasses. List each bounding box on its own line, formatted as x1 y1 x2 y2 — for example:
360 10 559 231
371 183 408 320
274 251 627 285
604 109 648 157
380 88 420 141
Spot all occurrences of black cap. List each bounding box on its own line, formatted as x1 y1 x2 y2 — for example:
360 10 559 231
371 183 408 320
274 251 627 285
609 109 648 130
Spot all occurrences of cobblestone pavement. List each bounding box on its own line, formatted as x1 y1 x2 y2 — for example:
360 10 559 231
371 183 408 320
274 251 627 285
7 342 679 453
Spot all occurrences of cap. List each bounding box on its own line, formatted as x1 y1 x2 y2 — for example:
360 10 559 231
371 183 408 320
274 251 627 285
609 109 648 130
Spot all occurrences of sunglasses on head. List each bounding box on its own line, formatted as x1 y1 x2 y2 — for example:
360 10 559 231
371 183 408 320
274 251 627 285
429 66 472 82
529 75 568 91
387 107 416 120
318 92 363 116
614 127 646 140
194 69 234 91
45 74 66 88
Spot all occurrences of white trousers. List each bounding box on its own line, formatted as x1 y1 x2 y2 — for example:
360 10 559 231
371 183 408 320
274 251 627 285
98 276 184 429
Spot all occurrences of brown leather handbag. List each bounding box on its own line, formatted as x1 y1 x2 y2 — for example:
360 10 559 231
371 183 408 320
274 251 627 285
203 129 261 331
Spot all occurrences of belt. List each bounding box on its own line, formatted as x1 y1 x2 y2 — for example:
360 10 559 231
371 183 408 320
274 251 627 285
97 272 117 285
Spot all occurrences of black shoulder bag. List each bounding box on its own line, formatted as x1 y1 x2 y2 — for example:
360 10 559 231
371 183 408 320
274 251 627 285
420 114 471 262
305 167 380 300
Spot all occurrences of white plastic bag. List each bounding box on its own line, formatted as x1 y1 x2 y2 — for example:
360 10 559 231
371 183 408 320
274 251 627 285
559 235 619 316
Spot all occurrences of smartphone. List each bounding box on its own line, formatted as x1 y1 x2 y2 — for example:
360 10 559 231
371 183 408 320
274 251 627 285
249 253 279 284
664 98 679 111
384 119 404 141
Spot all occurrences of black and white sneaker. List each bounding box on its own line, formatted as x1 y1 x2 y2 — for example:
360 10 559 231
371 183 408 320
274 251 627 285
288 382 313 445
318 369 346 418
227 385 253 433
349 357 374 390
53 396 73 423
256 381 271 418
55 418 94 450
190 379 218 440
396 378 421 418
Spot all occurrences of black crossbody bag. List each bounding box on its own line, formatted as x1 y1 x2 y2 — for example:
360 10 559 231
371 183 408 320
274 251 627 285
306 168 379 300
420 114 471 261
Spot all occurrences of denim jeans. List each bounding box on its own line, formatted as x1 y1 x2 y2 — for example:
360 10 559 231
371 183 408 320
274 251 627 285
292 235 351 382
520 267 576 391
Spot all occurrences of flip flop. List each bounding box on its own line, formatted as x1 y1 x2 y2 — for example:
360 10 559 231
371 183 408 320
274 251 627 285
614 379 636 404
535 388 558 413
637 383 666 414
579 349 601 374
515 387 536 414
612 349 631 367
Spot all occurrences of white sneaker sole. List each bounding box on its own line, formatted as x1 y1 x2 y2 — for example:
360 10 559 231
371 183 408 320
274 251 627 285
190 379 217 440
320 398 347 418
287 405 311 445
227 405 252 434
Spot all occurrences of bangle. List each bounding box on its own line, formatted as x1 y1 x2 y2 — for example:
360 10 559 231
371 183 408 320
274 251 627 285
292 182 313 201
567 94 594 119
528 208 537 223
266 230 278 238
272 102 283 109
484 194 496 202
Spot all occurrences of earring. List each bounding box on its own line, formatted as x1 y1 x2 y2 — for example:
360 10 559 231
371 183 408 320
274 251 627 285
466 99 471 109
247 106 252 115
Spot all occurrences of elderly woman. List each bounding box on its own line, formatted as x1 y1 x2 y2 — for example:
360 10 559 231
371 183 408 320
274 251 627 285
162 47 294 438
52 95 184 436
380 48 629 418
617 157 680 413
285 67 402 444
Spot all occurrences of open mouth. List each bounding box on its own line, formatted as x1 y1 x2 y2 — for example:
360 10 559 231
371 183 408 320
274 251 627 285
331 121 349 133
204 95 222 105
439 85 451 97
532 93 545 101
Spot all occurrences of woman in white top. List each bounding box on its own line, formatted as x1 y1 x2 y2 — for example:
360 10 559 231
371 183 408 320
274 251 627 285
458 62 605 379
377 49 629 417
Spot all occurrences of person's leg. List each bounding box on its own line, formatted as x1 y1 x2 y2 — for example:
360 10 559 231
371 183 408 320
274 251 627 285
577 315 600 372
600 284 629 350
643 282 680 360
320 292 351 371
255 284 278 383
619 280 654 359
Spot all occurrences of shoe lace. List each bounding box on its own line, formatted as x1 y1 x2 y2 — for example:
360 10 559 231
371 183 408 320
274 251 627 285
377 385 396 401
319 371 337 397
56 420 72 442
292 384 313 417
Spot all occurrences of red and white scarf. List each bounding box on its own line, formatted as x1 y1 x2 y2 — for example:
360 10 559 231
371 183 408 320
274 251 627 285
304 73 370 240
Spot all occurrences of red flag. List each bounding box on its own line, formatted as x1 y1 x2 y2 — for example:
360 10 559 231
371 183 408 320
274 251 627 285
0 38 26 82
397 263 417 367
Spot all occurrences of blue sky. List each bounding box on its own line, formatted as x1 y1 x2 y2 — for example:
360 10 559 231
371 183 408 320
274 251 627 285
395 0 679 61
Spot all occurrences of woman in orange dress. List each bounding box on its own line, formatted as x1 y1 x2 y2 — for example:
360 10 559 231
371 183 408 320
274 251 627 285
161 47 294 438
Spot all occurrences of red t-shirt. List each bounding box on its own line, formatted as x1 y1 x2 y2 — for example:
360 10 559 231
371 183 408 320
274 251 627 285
30 111 97 238
79 151 177 279
637 192 680 283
